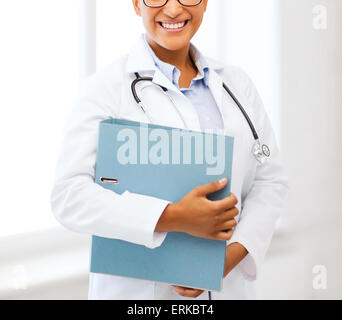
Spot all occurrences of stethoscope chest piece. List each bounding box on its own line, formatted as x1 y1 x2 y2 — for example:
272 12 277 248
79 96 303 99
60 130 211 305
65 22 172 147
262 144 271 157
252 140 270 164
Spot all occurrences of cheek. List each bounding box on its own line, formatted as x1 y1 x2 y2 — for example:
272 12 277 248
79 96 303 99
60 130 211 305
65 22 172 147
140 9 158 30
191 12 204 28
142 17 157 33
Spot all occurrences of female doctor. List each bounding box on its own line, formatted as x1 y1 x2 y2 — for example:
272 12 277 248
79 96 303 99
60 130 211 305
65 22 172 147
51 0 289 300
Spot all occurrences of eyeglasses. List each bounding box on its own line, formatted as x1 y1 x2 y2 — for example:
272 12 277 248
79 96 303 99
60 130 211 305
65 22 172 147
143 0 203 8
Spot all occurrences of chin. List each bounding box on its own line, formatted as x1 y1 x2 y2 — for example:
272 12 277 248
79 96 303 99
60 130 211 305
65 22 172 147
157 36 191 51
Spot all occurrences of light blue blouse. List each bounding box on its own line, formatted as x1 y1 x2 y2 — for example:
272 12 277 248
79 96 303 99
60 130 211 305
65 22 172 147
143 34 224 133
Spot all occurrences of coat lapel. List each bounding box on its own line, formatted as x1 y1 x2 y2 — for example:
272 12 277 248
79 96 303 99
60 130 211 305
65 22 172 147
207 69 225 130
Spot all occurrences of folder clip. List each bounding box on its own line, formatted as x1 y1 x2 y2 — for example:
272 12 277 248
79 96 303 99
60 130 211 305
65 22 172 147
100 177 119 185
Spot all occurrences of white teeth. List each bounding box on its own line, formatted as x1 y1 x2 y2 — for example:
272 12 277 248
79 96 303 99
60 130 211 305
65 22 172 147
161 21 186 29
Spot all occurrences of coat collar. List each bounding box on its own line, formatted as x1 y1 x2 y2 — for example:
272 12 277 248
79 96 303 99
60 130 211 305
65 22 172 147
125 34 227 131
126 34 225 88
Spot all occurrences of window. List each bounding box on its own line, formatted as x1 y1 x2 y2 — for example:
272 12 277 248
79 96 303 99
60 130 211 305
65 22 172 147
97 0 144 70
0 0 80 236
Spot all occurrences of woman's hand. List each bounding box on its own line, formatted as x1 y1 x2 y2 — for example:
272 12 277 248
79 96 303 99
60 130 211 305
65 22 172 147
172 243 248 298
156 178 239 241
172 285 204 298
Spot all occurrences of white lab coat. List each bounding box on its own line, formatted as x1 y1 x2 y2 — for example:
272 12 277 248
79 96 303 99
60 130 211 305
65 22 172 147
50 35 289 300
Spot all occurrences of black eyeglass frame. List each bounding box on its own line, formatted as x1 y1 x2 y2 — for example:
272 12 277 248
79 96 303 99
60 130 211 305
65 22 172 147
143 0 203 8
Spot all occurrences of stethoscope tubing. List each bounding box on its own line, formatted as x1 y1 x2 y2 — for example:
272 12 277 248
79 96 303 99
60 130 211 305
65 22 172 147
132 72 259 142
131 72 167 104
222 82 259 141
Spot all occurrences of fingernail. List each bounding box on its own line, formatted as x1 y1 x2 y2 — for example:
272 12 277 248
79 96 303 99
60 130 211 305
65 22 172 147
219 178 227 185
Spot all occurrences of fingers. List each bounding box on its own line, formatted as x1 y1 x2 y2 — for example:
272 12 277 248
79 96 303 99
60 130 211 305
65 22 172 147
212 193 238 212
195 178 227 196
219 218 237 230
173 286 204 298
214 229 234 241
218 207 239 221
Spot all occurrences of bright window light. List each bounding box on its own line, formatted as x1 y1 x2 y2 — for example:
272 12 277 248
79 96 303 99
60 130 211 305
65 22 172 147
97 0 144 71
0 0 80 236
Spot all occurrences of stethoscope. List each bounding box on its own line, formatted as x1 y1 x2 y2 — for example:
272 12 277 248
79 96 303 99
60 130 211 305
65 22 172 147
131 72 271 164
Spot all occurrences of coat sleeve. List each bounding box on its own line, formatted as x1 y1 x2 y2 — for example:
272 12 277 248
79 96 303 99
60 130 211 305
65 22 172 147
228 69 290 281
50 73 169 249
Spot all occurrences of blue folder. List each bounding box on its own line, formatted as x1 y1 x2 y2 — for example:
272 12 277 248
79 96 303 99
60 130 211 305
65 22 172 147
90 118 234 291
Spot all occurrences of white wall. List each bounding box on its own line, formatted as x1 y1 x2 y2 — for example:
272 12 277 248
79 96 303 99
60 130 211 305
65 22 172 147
257 0 342 299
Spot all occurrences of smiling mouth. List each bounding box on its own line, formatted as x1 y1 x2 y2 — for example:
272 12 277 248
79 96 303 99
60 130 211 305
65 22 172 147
158 20 189 30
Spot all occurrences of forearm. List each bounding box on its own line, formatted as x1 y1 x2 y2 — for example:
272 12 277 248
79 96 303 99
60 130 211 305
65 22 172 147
224 242 248 277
